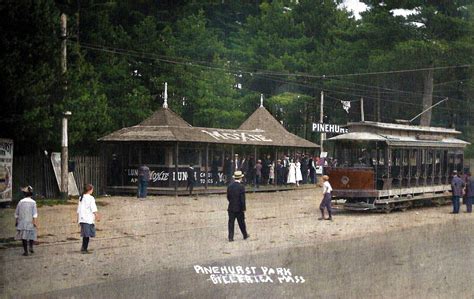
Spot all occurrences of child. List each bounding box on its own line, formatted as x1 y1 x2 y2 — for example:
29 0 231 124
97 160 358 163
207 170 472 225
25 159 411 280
15 186 38 256
77 184 99 253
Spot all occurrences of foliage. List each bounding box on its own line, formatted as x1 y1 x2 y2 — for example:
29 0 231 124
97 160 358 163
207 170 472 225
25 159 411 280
0 0 473 155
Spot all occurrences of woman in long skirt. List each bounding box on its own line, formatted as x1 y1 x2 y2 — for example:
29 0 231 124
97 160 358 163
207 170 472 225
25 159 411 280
295 159 303 186
287 159 297 185
77 184 100 253
15 186 38 256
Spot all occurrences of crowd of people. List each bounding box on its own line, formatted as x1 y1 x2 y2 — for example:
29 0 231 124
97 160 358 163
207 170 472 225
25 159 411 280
215 153 330 187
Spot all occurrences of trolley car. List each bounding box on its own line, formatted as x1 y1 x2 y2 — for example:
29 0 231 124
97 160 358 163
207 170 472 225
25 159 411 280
326 121 469 212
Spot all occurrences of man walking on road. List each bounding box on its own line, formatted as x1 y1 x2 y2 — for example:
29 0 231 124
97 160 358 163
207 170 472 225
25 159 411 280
227 171 249 242
451 170 465 214
138 164 151 199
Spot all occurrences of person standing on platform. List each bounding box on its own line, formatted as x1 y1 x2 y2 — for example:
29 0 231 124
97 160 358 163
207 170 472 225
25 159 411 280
301 155 308 184
255 160 262 188
296 159 303 187
308 157 316 184
276 160 284 185
247 156 255 187
465 172 474 213
269 161 275 185
137 164 151 199
211 156 220 186
451 170 465 214
287 159 297 185
186 164 196 196
224 156 232 185
319 175 333 221
240 156 249 185
283 155 290 185
227 171 249 242
233 154 240 173
15 186 38 256
262 155 271 185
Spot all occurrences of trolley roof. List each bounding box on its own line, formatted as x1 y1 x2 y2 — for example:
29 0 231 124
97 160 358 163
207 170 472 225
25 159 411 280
328 121 469 148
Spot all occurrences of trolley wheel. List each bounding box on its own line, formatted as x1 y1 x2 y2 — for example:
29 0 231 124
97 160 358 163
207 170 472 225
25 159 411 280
433 198 446 207
399 202 413 212
383 204 394 214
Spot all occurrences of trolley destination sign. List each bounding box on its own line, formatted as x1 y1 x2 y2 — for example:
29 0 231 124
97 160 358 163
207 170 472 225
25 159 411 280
312 123 348 134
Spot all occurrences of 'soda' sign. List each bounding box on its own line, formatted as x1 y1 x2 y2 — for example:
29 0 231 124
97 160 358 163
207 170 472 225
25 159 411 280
312 123 348 134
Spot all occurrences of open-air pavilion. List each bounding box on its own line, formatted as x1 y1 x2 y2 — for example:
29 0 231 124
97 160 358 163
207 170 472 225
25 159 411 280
99 96 319 195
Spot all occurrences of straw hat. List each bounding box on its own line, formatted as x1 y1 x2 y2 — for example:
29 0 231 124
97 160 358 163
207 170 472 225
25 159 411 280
233 171 244 179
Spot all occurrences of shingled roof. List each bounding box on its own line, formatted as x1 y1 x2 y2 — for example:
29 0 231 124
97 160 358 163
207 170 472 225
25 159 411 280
239 106 318 147
138 107 191 127
99 106 319 148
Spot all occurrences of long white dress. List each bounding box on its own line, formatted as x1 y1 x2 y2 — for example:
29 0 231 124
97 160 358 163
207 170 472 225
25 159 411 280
295 162 303 182
287 162 297 184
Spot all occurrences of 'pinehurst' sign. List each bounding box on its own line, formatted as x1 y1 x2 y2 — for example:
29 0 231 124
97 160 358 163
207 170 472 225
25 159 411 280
312 123 348 134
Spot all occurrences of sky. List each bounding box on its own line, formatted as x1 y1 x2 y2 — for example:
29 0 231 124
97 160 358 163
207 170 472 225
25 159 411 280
341 0 414 19
342 0 368 18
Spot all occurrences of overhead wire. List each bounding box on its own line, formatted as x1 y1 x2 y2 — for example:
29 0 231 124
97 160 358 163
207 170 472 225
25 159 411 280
75 41 472 117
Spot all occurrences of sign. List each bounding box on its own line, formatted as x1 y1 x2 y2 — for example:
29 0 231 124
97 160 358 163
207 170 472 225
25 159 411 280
312 123 348 134
0 139 13 203
125 166 225 187
201 130 273 143
51 152 79 196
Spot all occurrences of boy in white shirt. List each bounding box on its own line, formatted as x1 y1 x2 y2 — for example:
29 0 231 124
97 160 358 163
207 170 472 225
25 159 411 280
319 175 333 221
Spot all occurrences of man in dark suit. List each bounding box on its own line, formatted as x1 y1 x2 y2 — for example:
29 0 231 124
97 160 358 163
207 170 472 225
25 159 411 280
186 164 196 196
227 171 249 242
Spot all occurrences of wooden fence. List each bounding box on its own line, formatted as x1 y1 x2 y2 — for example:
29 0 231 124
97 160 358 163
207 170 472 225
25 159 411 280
13 154 106 199
71 156 107 196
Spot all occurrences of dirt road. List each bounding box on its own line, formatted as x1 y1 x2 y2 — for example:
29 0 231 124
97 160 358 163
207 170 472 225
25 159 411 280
1 188 473 298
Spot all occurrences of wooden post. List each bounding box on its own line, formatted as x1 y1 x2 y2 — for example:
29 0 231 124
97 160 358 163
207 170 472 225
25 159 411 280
361 98 365 122
205 143 209 192
60 13 69 200
60 111 71 200
274 147 278 185
320 91 325 153
175 142 179 196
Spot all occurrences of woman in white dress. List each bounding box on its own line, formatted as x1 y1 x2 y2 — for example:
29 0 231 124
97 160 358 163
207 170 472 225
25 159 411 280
295 159 303 186
287 159 297 185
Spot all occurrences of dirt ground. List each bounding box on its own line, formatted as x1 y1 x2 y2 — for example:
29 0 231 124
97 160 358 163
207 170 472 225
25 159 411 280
0 187 470 297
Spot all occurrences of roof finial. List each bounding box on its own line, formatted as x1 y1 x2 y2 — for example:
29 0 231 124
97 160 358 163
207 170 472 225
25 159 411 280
260 94 264 108
163 82 168 109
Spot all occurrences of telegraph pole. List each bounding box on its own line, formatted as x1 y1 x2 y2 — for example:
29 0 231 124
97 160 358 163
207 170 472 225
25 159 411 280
60 13 69 200
360 97 365 122
320 91 325 153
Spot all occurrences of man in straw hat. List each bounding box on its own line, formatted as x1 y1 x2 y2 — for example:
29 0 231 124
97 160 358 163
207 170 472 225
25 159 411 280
227 170 250 242
319 175 333 221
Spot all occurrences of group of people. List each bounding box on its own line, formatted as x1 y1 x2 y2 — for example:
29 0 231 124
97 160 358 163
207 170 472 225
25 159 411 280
14 184 100 256
218 153 324 187
14 172 333 255
225 170 334 242
451 170 474 213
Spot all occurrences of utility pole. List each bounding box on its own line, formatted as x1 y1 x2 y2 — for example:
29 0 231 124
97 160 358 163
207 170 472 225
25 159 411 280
320 91 325 153
360 97 365 122
60 13 69 200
